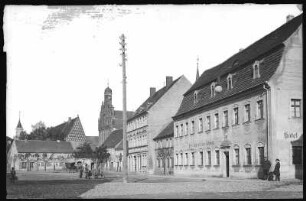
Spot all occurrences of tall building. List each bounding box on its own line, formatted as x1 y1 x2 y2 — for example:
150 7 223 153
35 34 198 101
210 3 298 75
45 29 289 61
15 116 24 140
172 14 303 179
127 75 192 174
98 85 134 145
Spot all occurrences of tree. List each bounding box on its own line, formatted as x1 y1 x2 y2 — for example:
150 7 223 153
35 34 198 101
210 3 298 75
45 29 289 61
31 121 46 131
28 127 48 140
93 144 110 170
19 131 29 140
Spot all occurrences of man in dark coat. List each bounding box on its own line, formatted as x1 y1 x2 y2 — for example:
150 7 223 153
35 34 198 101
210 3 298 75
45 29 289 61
262 157 271 180
273 159 280 181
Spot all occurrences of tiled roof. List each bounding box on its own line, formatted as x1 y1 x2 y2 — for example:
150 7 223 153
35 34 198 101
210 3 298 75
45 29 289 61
47 117 77 139
86 136 99 150
114 111 135 129
114 139 123 150
102 129 123 149
15 140 74 153
128 76 181 122
174 14 302 119
153 121 174 141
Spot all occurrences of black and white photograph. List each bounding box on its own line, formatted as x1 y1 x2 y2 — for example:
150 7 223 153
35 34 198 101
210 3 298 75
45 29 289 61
5 4 303 199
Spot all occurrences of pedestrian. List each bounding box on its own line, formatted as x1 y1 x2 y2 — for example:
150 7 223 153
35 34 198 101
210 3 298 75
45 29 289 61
273 159 280 181
84 164 89 179
10 167 17 183
79 164 84 178
262 157 271 180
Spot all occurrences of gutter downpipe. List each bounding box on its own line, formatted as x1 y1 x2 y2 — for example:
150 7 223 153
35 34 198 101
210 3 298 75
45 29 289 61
263 81 271 160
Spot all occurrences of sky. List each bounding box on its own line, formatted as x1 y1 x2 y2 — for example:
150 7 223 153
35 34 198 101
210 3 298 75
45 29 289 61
4 4 302 138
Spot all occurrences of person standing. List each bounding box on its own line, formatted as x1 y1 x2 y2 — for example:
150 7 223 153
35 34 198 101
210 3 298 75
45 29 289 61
273 159 280 181
84 164 89 179
262 157 271 180
10 167 17 183
79 164 84 178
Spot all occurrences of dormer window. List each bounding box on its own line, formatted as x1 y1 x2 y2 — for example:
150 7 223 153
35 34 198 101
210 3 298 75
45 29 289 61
194 90 199 104
227 74 233 90
252 60 261 79
210 82 216 97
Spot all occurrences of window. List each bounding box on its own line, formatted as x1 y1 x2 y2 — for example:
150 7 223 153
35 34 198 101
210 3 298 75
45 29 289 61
256 100 264 119
158 158 160 168
21 162 27 169
290 99 301 118
175 125 179 137
176 154 179 165
244 104 251 122
194 90 198 104
246 146 252 165
198 118 203 132
191 152 195 165
292 146 302 164
206 116 211 131
252 60 261 79
227 74 233 89
185 153 188 165
234 147 240 165
233 107 239 125
207 151 211 165
214 113 219 129
191 121 195 134
199 151 204 166
223 110 229 127
258 146 264 165
180 124 184 136
185 122 188 135
180 153 183 165
215 150 220 165
211 82 216 97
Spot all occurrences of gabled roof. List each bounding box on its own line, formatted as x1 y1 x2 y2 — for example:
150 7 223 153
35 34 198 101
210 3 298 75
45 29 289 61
153 121 174 141
114 139 123 150
15 140 74 153
174 14 302 119
86 136 99 150
185 14 302 95
48 117 78 139
102 129 123 149
114 111 135 129
128 76 181 122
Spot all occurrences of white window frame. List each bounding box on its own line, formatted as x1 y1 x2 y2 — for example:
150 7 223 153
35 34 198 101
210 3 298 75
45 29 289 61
227 74 233 89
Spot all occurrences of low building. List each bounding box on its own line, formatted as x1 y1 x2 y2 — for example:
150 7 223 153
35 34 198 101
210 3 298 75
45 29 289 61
172 14 302 179
127 75 192 174
7 140 74 172
153 121 174 175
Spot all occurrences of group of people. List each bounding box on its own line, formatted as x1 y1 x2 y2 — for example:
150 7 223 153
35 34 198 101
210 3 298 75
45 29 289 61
262 158 281 181
78 164 104 179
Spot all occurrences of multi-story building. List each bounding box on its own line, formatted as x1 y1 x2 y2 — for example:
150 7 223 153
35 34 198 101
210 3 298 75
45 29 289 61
172 14 302 179
98 86 134 145
153 121 174 175
127 75 191 174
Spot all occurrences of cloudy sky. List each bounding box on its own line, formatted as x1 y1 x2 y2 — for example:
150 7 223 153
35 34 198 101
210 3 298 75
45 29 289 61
4 4 302 138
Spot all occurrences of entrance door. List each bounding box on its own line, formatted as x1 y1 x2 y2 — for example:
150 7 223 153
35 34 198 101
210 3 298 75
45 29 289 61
224 152 229 177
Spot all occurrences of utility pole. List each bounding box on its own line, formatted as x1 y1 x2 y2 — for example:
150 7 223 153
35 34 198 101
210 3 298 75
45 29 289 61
119 34 128 183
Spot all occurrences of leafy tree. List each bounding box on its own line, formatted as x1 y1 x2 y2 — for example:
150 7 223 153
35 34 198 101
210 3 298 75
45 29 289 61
28 126 48 140
31 121 46 131
93 144 110 169
19 131 29 140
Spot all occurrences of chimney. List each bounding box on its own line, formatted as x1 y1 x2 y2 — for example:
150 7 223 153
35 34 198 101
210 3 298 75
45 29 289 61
150 87 156 97
166 76 173 87
286 15 294 22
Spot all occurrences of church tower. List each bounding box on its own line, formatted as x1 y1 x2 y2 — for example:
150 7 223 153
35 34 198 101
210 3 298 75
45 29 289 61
15 112 24 139
98 85 115 145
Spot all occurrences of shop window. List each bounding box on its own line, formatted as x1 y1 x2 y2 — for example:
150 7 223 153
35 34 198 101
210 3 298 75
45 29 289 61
290 99 301 118
292 146 302 164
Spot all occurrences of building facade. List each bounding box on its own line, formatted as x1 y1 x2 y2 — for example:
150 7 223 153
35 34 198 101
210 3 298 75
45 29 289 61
153 121 174 175
172 14 303 179
127 75 192 174
98 86 134 145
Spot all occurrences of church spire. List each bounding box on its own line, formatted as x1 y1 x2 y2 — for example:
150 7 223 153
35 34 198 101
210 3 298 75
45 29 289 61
196 56 200 81
17 111 23 129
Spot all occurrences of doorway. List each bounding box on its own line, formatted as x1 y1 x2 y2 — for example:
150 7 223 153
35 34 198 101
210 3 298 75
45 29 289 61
224 151 229 177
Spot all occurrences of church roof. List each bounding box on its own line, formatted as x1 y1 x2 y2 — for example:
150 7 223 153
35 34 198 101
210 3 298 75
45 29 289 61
174 14 302 119
128 76 181 122
47 117 78 139
104 86 112 94
102 129 123 149
15 140 74 153
153 121 174 141
16 119 23 129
